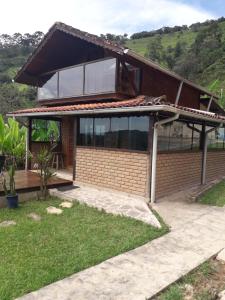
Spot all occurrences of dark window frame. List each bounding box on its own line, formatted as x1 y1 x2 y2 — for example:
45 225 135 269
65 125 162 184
158 120 202 153
77 115 150 152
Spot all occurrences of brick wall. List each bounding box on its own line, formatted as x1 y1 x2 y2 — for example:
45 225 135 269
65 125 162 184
156 152 202 198
75 148 225 199
75 147 149 197
155 151 225 199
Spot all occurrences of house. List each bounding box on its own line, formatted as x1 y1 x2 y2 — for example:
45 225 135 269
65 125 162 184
9 22 225 203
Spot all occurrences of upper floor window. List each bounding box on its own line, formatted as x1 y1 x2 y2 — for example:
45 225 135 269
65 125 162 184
37 58 117 100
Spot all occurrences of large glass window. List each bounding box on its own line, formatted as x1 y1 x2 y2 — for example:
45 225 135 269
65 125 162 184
208 127 225 149
110 117 129 148
78 116 149 151
94 118 110 147
129 116 149 151
38 73 58 100
38 58 117 100
85 59 116 94
158 121 201 152
32 119 61 142
78 118 94 146
59 66 83 98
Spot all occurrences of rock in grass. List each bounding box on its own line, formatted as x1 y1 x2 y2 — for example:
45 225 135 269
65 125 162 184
216 248 225 263
0 220 16 227
46 206 63 215
218 290 225 300
27 213 42 221
59 201 73 208
183 284 194 300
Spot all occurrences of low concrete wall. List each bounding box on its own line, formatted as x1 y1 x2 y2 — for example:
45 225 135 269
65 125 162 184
0 191 37 208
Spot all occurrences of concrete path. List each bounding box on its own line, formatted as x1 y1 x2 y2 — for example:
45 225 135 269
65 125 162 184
50 184 161 227
17 198 225 300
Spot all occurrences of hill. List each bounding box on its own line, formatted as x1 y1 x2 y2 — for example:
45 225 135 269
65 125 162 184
126 19 225 106
0 32 43 116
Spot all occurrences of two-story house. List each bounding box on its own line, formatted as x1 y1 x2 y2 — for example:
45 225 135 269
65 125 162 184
9 22 225 202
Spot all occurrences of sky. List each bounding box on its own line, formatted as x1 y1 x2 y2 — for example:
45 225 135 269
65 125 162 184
0 0 224 36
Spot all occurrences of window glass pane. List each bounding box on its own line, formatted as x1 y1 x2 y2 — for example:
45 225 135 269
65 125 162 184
38 73 58 100
208 127 225 149
110 117 129 148
207 126 217 149
192 124 201 149
119 63 141 95
32 119 60 142
129 116 149 151
85 58 116 94
94 118 110 147
78 118 93 146
169 121 183 150
180 123 192 150
158 124 170 151
59 66 83 98
217 128 225 149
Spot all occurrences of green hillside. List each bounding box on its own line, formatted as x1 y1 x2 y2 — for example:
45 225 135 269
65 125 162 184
126 20 225 106
0 32 43 117
126 30 197 57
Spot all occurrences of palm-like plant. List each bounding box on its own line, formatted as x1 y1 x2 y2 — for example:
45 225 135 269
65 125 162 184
0 116 26 196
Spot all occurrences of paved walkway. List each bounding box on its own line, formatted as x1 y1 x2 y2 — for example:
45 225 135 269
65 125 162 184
17 196 225 300
50 184 161 227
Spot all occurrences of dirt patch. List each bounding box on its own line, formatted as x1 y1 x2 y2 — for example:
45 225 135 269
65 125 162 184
154 257 225 300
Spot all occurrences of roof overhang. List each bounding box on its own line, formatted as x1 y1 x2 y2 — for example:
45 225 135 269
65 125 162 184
7 105 225 125
14 22 219 101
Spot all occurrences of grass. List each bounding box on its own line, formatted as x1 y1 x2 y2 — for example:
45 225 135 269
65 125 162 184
125 21 225 58
155 259 225 300
199 179 225 207
0 197 168 300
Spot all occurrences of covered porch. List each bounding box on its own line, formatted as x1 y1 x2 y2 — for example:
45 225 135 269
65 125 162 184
8 96 225 203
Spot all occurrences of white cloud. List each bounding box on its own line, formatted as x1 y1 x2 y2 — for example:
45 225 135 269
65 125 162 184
0 0 215 35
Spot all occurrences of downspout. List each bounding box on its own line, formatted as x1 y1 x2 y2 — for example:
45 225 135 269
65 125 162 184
150 113 179 203
201 123 222 185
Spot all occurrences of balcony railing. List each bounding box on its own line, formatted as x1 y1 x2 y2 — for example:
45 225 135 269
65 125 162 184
37 58 117 100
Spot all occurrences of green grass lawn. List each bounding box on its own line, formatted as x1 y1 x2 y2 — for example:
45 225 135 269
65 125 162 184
0 197 168 300
199 180 225 207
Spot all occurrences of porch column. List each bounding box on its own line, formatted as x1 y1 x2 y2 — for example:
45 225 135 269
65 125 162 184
25 118 31 171
201 126 207 185
72 117 78 181
150 114 179 204
201 123 222 185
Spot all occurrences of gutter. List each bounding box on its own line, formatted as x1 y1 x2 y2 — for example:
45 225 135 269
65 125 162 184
7 105 225 124
150 114 179 204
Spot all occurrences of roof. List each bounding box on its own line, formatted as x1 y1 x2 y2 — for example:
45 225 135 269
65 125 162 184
8 95 225 124
15 22 218 99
